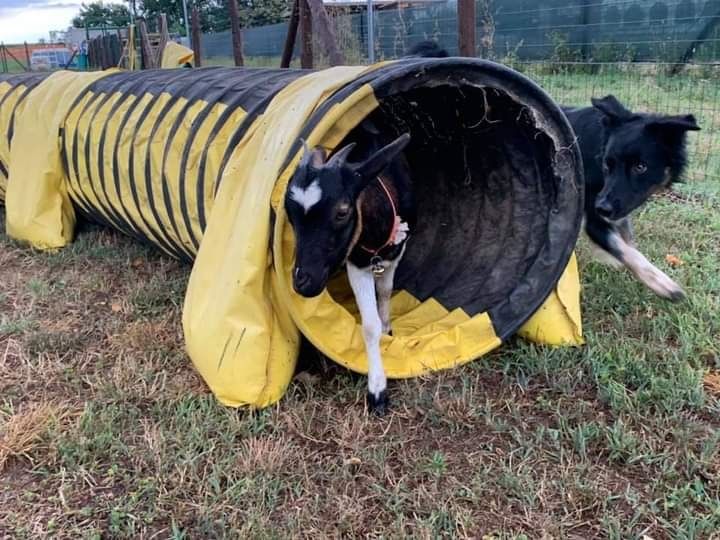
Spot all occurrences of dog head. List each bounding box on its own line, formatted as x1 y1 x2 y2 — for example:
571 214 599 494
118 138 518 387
592 95 700 220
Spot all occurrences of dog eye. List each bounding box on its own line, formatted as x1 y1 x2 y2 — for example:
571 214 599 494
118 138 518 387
604 158 615 172
632 162 648 174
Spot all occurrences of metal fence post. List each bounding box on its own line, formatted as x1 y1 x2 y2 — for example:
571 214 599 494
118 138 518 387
367 0 375 63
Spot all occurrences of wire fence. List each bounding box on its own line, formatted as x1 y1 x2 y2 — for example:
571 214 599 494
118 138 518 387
198 0 720 181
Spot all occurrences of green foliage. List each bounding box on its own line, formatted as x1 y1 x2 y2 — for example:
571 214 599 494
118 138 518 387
135 0 290 35
72 1 132 28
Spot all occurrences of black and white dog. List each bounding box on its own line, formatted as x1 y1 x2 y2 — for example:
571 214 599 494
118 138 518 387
406 40 449 58
563 96 700 300
410 42 701 300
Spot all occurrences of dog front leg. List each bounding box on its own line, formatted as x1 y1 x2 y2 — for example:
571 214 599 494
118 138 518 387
615 217 635 246
586 218 684 301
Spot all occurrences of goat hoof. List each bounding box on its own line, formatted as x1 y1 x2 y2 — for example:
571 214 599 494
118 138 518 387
367 390 389 415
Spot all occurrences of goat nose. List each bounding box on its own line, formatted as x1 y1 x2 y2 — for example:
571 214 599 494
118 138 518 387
595 198 614 218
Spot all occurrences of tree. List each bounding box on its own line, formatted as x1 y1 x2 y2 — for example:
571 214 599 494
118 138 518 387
72 1 132 28
136 0 290 35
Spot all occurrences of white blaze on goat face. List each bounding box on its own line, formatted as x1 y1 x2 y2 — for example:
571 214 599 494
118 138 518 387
290 180 322 213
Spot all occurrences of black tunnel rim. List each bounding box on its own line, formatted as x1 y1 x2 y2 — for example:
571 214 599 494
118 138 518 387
283 57 584 343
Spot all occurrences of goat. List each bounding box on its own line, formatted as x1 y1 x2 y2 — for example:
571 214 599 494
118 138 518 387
285 126 414 415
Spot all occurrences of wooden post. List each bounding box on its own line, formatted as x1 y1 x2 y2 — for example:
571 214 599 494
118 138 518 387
306 0 345 66
101 35 109 69
24 42 31 70
1 45 8 74
138 19 155 69
227 0 244 66
281 0 300 68
580 0 590 62
156 13 169 67
458 0 476 57
191 7 202 67
299 0 313 68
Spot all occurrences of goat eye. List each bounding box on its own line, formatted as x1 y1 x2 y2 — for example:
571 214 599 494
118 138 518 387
632 162 647 175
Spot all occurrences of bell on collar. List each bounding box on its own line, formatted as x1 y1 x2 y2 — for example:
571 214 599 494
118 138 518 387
370 256 385 275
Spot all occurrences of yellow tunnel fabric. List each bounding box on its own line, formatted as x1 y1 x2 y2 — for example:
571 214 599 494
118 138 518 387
161 42 194 68
4 70 116 249
1 64 584 409
184 66 371 407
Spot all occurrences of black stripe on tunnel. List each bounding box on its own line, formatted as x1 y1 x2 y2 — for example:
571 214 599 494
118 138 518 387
197 70 306 230
68 91 111 219
115 70 195 258
159 69 256 256
143 69 214 261
204 70 306 226
97 71 176 245
84 91 144 236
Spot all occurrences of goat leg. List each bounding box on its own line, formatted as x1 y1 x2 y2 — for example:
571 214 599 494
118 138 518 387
376 256 401 336
347 262 389 414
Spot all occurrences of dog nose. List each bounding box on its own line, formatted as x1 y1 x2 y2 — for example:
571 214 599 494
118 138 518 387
595 198 614 218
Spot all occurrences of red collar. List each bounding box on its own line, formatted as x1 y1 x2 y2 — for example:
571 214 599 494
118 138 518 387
358 175 401 256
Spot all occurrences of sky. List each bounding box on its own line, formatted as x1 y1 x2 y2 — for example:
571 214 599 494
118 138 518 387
0 0 125 44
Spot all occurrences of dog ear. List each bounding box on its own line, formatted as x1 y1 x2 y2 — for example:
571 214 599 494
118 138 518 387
591 95 634 126
360 118 381 135
646 114 701 132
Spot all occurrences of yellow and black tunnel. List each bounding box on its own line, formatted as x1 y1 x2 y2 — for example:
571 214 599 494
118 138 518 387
1 60 584 408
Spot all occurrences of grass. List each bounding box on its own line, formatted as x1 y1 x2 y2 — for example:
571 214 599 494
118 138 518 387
1 69 720 538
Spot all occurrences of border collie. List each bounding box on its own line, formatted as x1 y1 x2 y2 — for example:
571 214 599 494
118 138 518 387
406 40 449 58
563 96 700 301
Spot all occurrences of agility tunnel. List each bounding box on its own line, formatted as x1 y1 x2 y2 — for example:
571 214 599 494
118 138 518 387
0 60 584 407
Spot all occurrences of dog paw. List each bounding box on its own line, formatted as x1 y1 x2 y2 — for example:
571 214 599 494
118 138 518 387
668 288 686 302
367 389 389 416
639 265 685 302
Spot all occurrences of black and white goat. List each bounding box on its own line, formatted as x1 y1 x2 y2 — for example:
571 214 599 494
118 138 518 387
285 128 414 414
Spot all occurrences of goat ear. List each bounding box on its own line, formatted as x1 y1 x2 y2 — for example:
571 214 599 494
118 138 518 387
326 142 357 169
354 133 411 180
591 95 634 125
299 139 327 169
647 114 701 132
